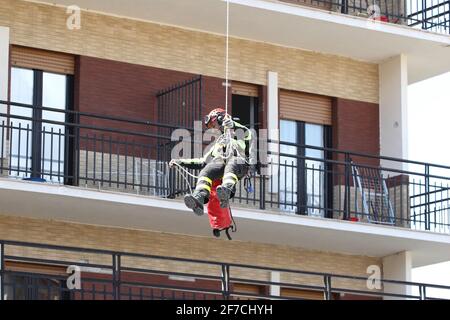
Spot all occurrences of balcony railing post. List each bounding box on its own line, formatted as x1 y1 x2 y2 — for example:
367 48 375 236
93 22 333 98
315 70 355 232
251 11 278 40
73 113 80 186
221 264 230 300
341 0 349 14
422 0 428 30
118 254 121 300
323 275 332 300
425 164 431 230
297 140 306 215
260 172 266 210
169 164 176 198
448 10 450 35
112 253 116 300
0 242 4 301
112 253 121 300
421 285 427 300
343 153 351 220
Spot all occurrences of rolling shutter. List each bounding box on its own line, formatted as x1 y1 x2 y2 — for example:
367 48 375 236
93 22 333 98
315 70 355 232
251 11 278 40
232 81 259 97
5 261 67 276
281 288 326 300
232 283 264 300
280 90 332 125
11 45 75 75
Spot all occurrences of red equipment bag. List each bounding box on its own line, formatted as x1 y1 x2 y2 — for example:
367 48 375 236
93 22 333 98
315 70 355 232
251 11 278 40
207 180 235 239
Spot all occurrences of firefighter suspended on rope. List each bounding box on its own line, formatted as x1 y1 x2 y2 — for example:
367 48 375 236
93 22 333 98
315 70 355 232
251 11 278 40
169 108 256 239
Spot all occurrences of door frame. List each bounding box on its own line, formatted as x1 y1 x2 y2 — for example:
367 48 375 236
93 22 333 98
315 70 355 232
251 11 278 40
280 119 333 217
10 66 75 182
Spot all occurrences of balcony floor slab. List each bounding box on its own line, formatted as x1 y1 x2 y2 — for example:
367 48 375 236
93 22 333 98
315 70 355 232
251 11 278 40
0 178 449 267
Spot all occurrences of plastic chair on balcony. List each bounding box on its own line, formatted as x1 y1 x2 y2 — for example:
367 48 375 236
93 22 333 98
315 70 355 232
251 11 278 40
351 161 395 225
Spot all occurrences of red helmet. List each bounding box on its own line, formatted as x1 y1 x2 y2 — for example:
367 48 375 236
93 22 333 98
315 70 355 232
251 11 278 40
204 108 227 127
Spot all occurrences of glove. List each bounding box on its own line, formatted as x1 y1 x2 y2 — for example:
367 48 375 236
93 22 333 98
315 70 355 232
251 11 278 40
169 159 182 168
222 116 234 129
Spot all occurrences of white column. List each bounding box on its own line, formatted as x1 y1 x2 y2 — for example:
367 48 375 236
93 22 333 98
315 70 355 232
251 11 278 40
382 251 412 300
267 71 279 137
267 71 279 184
0 26 9 107
269 271 280 297
0 27 9 173
379 54 408 170
0 243 2 300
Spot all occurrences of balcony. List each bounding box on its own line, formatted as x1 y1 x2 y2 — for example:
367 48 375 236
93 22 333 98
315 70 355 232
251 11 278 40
279 0 450 35
1 239 450 300
0 98 449 237
1 91 450 269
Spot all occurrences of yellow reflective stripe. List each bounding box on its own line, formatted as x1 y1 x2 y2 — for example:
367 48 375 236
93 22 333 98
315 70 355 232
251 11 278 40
223 178 237 185
196 184 211 193
198 176 212 185
223 173 238 182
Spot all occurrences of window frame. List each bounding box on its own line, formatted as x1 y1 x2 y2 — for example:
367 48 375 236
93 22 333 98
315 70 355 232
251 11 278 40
280 119 333 217
9 66 74 183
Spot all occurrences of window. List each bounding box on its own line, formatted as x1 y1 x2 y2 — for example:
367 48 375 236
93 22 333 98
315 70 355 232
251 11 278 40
280 119 331 217
3 262 71 300
3 274 68 300
9 67 34 178
9 67 73 183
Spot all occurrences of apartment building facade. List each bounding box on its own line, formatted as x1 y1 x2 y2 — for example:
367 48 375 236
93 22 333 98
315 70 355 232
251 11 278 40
0 0 449 300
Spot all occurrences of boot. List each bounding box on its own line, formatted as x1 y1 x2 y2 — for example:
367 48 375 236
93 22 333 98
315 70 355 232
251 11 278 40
184 192 205 216
216 185 233 208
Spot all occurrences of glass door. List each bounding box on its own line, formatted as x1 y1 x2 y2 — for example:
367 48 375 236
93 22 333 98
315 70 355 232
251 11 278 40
304 123 325 217
10 67 72 183
280 119 330 217
9 68 34 178
42 72 68 183
279 120 298 212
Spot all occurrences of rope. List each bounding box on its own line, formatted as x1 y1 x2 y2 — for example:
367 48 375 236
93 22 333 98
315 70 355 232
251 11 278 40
221 1 253 166
225 0 230 114
216 129 233 161
170 0 250 196
172 161 199 194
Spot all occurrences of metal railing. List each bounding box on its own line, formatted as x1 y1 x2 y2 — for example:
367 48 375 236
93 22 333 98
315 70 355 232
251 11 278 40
0 240 449 300
0 100 182 197
249 139 450 234
279 0 450 34
0 100 450 234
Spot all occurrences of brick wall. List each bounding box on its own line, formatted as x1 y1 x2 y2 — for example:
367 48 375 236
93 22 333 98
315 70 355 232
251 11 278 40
77 56 225 124
75 56 226 155
0 0 379 104
332 98 380 167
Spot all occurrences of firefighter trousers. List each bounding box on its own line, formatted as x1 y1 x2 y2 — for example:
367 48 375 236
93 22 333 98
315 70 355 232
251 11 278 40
193 157 248 203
